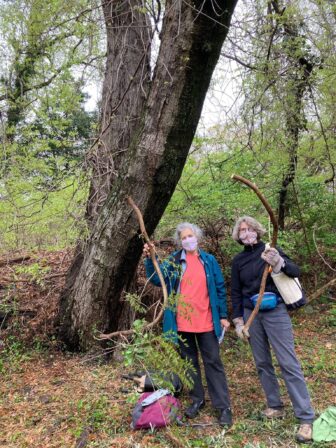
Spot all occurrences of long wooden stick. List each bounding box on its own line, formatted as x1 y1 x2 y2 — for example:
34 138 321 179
98 196 169 340
231 174 279 337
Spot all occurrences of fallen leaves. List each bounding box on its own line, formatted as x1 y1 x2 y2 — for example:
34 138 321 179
0 248 335 447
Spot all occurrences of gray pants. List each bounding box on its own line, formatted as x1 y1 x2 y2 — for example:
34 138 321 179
244 303 314 423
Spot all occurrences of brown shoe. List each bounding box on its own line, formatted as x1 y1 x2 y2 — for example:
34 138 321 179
296 423 313 443
261 407 285 418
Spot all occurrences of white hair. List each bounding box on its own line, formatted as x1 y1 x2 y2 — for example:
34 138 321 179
173 222 203 247
232 216 266 243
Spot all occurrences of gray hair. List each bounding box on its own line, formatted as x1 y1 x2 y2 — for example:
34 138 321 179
232 216 266 243
174 222 203 247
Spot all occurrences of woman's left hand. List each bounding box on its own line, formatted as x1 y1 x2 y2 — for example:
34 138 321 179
220 319 230 330
261 247 285 273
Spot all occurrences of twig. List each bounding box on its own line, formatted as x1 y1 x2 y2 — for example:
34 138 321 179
80 347 115 364
231 174 278 337
312 226 336 272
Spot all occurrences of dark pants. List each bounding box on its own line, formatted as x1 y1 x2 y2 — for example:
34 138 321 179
178 331 231 410
244 304 315 423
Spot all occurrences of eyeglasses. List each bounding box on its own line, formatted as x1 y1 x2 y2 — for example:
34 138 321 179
239 227 254 234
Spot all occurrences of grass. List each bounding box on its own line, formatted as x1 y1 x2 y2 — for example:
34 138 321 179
0 300 335 447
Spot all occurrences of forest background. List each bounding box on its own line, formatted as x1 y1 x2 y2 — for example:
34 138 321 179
0 0 335 447
1 0 335 266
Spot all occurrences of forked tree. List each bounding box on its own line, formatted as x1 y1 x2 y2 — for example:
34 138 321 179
58 0 238 350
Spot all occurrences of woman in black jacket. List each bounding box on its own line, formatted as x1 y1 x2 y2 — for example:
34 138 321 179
231 216 314 444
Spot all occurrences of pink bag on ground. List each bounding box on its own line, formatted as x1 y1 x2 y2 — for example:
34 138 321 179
131 389 181 429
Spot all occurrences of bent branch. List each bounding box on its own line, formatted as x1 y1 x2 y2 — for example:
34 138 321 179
98 197 168 340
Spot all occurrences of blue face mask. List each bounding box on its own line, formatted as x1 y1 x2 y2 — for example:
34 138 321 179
182 236 198 252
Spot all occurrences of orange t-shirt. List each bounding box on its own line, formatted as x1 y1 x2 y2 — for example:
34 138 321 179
176 252 213 332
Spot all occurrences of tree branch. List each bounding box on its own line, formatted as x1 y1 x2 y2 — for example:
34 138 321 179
221 52 256 70
306 278 336 304
98 196 169 340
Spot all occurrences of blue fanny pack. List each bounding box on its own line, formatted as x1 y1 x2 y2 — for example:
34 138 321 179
250 292 279 310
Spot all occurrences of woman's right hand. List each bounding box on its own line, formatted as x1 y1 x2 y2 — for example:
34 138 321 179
143 242 154 258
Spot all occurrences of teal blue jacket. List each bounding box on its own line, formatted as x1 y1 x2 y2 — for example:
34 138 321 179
145 249 228 343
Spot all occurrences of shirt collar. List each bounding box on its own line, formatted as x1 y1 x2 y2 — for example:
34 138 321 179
243 240 264 252
180 249 201 261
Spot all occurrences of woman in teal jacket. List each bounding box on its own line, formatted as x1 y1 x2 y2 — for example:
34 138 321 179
143 222 232 426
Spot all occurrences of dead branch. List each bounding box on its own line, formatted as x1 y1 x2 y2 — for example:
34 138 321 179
306 277 336 304
98 196 169 340
0 255 31 267
231 174 279 337
0 272 66 284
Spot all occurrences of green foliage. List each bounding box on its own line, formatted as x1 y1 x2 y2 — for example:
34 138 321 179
0 0 102 252
157 0 336 272
159 126 336 269
75 395 109 432
0 0 334 272
0 175 89 250
0 336 31 375
14 262 50 286
122 319 195 392
169 292 194 324
124 293 147 315
323 304 336 328
0 290 18 315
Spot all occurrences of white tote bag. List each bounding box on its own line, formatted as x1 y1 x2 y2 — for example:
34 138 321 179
271 271 306 309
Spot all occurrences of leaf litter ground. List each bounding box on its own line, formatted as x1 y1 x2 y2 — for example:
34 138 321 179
0 250 335 448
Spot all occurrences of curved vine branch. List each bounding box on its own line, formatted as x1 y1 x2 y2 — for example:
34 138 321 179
98 196 168 340
231 174 279 337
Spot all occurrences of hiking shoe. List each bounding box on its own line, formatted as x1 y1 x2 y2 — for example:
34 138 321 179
218 408 233 427
261 407 285 418
184 400 205 419
296 423 313 443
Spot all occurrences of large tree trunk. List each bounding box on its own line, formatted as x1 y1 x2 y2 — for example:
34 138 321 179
58 0 238 350
86 0 151 223
62 0 152 333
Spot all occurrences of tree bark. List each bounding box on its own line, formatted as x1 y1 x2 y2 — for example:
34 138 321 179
86 0 152 223
58 0 238 350
278 56 313 229
272 1 314 229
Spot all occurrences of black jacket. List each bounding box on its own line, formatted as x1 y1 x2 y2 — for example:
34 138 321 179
231 241 300 319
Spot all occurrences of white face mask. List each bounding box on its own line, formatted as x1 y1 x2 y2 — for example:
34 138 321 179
239 229 258 245
182 236 198 252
